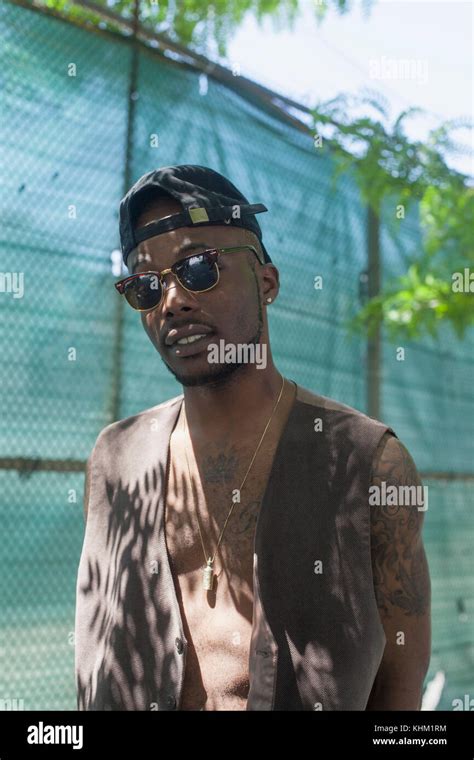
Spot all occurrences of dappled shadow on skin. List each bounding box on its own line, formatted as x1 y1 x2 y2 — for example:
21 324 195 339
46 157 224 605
162 461 211 710
76 396 386 711
161 444 257 710
77 461 179 711
164 447 256 616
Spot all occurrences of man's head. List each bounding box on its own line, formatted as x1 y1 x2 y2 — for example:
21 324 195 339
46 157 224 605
119 164 272 268
127 189 267 275
127 189 280 388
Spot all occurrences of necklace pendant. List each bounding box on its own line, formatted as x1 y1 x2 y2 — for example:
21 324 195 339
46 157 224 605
203 558 214 591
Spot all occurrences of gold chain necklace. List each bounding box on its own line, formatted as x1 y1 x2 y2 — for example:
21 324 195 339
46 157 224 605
180 374 285 592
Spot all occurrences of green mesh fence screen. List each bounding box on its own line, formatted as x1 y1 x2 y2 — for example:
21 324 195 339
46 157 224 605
1 0 473 711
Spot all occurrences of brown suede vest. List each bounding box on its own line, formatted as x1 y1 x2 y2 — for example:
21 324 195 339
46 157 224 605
75 381 396 710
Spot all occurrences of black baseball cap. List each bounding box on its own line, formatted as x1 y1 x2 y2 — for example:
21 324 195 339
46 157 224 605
119 164 271 268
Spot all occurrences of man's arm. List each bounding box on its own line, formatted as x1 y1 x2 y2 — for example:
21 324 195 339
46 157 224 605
366 432 432 710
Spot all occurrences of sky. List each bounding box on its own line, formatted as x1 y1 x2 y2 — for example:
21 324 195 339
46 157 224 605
224 0 473 176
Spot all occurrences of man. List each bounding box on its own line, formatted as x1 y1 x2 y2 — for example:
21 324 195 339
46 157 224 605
75 165 431 711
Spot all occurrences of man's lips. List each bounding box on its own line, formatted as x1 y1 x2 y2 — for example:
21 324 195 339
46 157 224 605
170 332 216 358
165 323 214 347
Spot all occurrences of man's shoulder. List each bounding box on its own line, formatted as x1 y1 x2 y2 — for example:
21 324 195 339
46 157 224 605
92 393 183 450
295 382 387 428
293 382 397 456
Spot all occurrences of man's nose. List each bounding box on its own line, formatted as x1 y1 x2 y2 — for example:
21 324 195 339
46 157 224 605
161 271 198 312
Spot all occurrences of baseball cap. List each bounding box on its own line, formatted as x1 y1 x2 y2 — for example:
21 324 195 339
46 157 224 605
119 164 272 268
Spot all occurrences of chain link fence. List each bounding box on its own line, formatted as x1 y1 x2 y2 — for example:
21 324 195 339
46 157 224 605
1 0 473 710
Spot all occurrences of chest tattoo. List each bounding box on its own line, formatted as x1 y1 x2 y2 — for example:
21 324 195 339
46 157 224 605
201 447 240 484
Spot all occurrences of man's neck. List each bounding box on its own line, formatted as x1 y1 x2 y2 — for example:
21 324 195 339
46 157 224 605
181 363 286 442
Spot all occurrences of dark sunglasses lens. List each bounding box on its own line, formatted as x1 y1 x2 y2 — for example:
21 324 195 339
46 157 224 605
123 274 162 310
176 253 218 291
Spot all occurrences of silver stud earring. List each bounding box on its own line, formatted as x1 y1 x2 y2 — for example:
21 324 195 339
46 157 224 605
266 297 272 303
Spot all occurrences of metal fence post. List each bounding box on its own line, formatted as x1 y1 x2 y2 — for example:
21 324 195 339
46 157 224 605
108 0 141 424
367 204 381 420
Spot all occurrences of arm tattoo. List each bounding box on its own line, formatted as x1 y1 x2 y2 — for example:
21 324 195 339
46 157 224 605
370 433 431 618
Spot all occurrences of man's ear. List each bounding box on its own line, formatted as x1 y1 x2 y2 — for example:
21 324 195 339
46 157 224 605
260 263 280 303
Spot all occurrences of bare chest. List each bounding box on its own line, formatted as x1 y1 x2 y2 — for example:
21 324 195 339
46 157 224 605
164 416 288 710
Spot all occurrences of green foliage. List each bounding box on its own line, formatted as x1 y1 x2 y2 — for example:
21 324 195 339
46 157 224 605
311 94 473 340
34 0 471 340
38 0 360 56
351 263 473 341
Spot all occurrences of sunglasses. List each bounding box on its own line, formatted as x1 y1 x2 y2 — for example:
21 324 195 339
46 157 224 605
115 245 263 312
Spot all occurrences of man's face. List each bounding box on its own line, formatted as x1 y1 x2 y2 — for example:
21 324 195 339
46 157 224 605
129 197 278 387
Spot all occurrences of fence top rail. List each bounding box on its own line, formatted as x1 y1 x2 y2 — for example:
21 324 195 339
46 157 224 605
9 0 315 137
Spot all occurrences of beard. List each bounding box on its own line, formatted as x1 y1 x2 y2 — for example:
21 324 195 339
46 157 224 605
163 294 264 389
